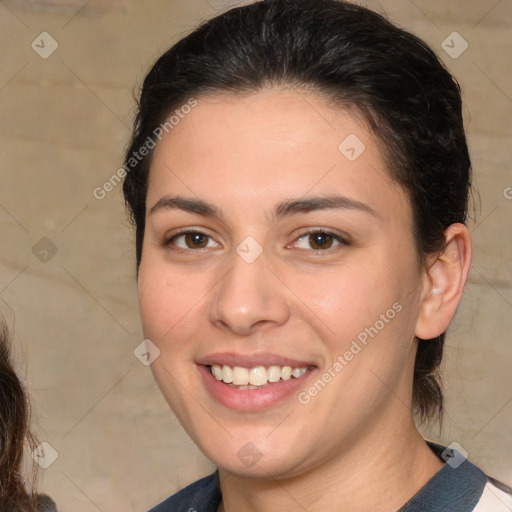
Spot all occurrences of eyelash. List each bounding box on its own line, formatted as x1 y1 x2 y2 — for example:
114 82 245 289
162 228 349 252
162 228 217 251
292 229 349 251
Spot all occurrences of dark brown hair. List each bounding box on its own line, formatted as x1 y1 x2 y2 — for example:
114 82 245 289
0 321 38 510
122 0 472 422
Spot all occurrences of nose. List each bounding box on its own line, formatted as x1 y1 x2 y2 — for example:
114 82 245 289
208 250 291 336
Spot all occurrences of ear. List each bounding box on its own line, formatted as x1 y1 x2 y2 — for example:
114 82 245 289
415 223 472 340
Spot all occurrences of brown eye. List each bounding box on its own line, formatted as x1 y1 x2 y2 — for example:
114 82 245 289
308 232 335 250
184 232 209 248
166 231 219 250
292 230 348 251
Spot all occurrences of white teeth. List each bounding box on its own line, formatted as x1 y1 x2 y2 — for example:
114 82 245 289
249 366 268 386
222 365 233 383
232 366 249 386
281 366 292 381
210 363 309 386
292 367 307 378
267 365 281 383
212 364 223 380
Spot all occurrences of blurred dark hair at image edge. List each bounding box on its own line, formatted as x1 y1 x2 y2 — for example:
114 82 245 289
0 320 57 512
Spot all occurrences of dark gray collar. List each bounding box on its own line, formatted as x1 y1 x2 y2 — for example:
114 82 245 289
149 441 488 512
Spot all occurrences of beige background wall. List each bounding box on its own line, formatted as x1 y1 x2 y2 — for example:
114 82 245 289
0 0 511 510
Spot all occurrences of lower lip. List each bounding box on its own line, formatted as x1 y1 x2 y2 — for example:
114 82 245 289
198 364 317 411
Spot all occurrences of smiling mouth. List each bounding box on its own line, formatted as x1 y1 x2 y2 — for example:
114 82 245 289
208 363 315 389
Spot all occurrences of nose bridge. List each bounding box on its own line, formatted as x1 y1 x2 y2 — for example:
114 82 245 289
209 247 290 334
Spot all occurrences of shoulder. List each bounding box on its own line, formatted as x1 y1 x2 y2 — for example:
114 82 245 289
36 494 58 512
473 477 512 512
399 441 512 512
148 471 221 512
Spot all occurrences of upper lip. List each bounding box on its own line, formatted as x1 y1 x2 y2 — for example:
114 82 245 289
196 352 317 368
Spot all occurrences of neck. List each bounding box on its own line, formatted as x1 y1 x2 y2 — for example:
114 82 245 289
217 417 443 512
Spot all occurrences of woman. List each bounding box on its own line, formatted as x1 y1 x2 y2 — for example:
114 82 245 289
0 320 58 511
122 0 512 510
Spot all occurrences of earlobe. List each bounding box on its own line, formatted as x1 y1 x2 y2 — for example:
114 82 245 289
415 223 472 340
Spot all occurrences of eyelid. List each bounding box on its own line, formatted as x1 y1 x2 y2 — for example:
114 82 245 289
162 227 220 248
161 227 350 252
288 228 350 250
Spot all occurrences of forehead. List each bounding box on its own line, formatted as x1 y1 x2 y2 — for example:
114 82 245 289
148 88 409 223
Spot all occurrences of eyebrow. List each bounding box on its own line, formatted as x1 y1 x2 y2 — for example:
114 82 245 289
275 195 378 220
150 196 219 217
149 194 379 220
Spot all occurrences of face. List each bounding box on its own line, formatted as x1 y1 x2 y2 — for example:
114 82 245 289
138 88 427 478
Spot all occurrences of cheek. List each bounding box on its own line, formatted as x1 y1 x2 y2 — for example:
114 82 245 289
137 264 170 340
289 260 399 338
137 259 206 414
288 254 420 393
137 252 225 372
137 255 201 344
